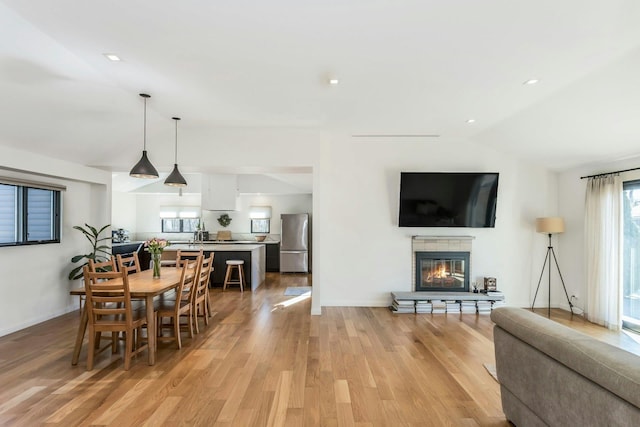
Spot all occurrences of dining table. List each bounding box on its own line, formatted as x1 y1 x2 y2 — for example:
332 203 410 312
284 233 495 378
70 267 186 366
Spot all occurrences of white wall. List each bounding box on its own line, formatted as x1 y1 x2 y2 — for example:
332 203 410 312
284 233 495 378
0 145 111 336
111 191 137 232
315 136 557 309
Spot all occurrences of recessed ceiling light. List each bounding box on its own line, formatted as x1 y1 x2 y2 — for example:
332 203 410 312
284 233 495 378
328 78 339 85
466 119 476 124
103 53 121 62
523 79 539 85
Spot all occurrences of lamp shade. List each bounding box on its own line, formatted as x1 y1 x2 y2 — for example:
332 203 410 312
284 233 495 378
165 164 187 187
129 150 159 178
535 217 565 234
164 117 187 187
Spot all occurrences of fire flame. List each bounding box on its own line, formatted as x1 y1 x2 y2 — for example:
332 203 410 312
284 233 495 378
427 265 449 280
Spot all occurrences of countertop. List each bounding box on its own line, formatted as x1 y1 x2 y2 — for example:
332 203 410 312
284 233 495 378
112 240 280 247
200 240 280 244
165 243 265 251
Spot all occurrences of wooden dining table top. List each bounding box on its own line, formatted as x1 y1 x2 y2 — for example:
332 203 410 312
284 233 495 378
69 267 188 296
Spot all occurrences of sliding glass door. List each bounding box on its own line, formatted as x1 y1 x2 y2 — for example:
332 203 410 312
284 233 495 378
622 180 640 331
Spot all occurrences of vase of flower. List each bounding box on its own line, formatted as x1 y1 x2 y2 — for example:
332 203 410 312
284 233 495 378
145 238 170 279
152 253 161 278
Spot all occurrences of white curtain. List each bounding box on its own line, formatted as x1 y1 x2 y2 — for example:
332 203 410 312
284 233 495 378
584 174 622 330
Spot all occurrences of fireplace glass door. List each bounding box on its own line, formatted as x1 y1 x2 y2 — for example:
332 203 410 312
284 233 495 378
416 251 470 292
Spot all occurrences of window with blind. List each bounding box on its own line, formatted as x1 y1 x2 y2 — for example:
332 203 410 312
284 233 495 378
161 218 200 233
0 183 61 246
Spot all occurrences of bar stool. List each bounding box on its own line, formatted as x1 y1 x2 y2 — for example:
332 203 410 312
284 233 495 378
223 260 245 292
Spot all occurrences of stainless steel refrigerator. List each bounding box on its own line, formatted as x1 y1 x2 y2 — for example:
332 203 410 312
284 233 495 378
280 213 309 273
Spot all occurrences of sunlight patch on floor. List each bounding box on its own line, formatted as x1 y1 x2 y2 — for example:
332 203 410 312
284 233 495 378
272 292 311 311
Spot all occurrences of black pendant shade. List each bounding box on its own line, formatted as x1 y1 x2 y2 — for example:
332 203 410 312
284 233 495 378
164 117 187 187
129 150 159 179
130 93 159 179
165 164 187 187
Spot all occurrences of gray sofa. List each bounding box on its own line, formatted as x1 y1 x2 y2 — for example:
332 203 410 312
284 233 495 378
491 307 640 426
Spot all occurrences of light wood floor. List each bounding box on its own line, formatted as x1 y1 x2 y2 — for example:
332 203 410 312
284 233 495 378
1 275 640 426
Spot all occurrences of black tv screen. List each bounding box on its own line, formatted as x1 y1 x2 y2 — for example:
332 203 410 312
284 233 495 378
398 172 499 227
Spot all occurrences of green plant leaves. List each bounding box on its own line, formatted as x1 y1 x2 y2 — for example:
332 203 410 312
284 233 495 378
68 223 111 280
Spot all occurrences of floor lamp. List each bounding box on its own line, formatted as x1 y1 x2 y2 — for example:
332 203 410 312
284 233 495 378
531 217 574 317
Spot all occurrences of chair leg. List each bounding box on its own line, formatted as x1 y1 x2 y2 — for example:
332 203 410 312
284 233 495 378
206 292 212 318
174 315 182 349
203 300 209 326
156 315 163 337
124 328 133 371
193 306 200 334
187 312 194 338
87 327 96 371
111 332 117 353
239 266 244 292
223 266 232 291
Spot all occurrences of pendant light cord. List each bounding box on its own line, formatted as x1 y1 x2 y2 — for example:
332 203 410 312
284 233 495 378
174 119 178 162
143 96 147 150
139 93 151 151
172 117 181 163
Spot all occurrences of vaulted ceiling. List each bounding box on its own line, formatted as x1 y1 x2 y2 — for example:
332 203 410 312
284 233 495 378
1 0 640 179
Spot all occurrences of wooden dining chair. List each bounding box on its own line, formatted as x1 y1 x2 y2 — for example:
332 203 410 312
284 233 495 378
116 252 141 274
82 265 148 370
78 258 118 312
160 250 177 267
86 258 122 351
176 249 203 268
192 253 214 333
155 255 202 349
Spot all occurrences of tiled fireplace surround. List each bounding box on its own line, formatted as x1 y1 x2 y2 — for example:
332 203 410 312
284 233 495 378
411 236 474 292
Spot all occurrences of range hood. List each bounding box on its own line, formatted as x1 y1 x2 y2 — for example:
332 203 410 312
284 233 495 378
201 174 238 211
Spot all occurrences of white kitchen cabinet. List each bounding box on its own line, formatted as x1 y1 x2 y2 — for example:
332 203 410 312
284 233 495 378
201 174 238 211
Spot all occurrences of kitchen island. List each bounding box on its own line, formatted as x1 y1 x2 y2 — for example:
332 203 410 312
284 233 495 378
165 244 266 291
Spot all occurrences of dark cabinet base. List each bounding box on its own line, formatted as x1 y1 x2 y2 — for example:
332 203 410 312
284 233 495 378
266 243 280 272
112 243 150 271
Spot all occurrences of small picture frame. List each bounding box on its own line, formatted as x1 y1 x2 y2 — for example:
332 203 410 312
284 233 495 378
251 219 270 233
484 277 497 291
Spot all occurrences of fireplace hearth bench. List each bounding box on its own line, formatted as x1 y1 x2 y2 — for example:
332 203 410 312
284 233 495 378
491 307 640 426
391 291 504 303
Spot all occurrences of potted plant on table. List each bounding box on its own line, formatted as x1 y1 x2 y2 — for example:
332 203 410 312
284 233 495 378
145 238 170 278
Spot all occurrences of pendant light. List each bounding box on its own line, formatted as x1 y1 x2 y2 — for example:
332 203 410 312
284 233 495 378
129 93 159 178
164 117 188 187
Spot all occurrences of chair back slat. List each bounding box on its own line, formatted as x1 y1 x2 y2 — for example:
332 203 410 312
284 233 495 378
88 258 117 273
116 252 141 274
176 249 204 268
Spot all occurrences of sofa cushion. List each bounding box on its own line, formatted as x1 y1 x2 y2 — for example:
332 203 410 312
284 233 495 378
491 307 640 409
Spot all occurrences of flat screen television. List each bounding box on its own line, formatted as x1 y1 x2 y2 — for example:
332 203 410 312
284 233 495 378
398 172 499 227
